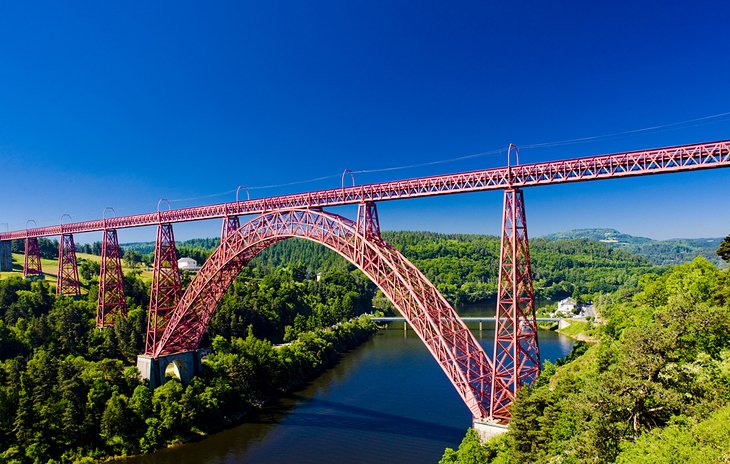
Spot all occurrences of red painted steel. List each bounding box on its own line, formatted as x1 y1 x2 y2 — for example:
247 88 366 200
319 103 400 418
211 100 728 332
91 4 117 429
4 138 730 421
23 237 43 278
57 233 81 296
3 139 729 241
152 207 502 419
97 229 127 327
491 188 540 421
220 215 241 242
355 202 380 265
145 223 182 355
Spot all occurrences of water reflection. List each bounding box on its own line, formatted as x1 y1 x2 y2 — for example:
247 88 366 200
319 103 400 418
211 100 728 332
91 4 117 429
124 320 574 464
253 395 464 441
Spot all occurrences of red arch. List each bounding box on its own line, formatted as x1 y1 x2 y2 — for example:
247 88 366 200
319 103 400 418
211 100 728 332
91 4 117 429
154 208 497 419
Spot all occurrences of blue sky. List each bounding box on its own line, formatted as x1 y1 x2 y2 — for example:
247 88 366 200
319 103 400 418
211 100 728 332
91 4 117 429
1 1 729 243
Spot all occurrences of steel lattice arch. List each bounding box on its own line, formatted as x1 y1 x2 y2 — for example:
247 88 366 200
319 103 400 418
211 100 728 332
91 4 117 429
3 138 730 421
151 206 505 419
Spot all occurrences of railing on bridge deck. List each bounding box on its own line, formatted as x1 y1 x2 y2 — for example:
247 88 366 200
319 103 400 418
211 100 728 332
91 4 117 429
0 137 727 423
1 139 728 241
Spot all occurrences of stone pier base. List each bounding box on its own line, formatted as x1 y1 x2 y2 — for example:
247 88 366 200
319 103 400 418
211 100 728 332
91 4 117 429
473 419 508 442
0 241 11 272
137 349 209 389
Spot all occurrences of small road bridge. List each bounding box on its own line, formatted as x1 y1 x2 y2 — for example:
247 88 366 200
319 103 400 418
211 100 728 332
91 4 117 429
371 317 561 323
1 139 728 423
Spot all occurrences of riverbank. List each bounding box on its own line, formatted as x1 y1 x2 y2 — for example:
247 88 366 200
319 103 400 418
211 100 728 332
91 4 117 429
538 319 601 343
109 315 378 461
121 321 576 463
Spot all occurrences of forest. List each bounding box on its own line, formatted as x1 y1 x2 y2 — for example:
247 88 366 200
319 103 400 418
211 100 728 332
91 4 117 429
542 228 725 267
21 230 653 308
1 231 724 462
441 251 730 462
117 230 657 306
0 255 377 462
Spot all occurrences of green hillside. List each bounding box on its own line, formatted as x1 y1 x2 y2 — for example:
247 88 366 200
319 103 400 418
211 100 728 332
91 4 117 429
542 228 724 266
123 231 657 306
441 256 730 463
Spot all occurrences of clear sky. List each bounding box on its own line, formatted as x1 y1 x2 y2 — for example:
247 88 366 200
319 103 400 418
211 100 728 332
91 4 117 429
1 1 729 243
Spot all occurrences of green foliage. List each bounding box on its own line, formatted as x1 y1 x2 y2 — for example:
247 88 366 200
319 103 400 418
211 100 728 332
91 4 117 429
718 234 730 263
10 238 99 259
122 232 657 309
615 405 730 463
444 256 730 463
77 258 100 282
0 252 379 462
544 228 725 266
203 316 377 412
440 428 495 464
556 320 599 340
4 230 702 462
207 266 374 344
122 249 143 268
381 232 655 305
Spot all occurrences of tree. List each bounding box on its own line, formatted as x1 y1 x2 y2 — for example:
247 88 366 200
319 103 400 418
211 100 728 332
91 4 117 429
439 428 495 464
717 235 730 263
78 258 100 281
101 392 136 454
123 250 142 268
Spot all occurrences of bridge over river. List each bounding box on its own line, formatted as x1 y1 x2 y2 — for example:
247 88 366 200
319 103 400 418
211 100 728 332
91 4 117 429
1 138 728 423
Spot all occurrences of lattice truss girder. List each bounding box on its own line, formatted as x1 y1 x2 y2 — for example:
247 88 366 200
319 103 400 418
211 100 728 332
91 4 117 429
97 228 127 327
491 188 540 421
145 223 182 354
153 206 505 419
57 233 80 296
4 140 729 242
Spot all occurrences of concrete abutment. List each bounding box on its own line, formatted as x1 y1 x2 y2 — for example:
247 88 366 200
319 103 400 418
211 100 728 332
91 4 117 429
0 241 11 272
473 419 508 442
137 348 210 389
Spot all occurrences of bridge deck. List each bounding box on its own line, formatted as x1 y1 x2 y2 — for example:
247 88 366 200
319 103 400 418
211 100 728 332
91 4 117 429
1 139 728 240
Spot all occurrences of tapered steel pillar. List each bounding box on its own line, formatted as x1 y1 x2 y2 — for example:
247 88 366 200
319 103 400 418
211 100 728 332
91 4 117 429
221 215 240 242
57 233 80 296
145 223 181 355
97 228 127 327
23 237 43 278
356 202 380 237
355 202 381 266
490 188 540 421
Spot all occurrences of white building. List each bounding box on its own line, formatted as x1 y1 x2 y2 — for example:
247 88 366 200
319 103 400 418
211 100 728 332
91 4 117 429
177 257 200 271
557 297 577 315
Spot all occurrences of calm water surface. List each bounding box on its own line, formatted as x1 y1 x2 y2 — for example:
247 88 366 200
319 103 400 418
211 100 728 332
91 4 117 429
125 305 573 464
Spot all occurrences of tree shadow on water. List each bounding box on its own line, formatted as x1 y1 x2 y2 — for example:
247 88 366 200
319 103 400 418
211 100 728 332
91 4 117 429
252 394 466 443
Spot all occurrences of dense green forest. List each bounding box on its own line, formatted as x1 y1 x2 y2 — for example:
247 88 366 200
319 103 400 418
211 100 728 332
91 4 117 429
383 232 655 305
121 231 657 306
543 228 725 267
0 256 377 462
3 231 725 462
440 255 730 463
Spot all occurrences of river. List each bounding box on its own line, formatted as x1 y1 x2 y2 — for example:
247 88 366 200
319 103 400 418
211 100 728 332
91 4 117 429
124 307 574 464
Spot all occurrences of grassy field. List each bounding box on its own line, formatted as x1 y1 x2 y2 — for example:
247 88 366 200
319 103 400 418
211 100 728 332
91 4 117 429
556 319 600 342
0 253 154 285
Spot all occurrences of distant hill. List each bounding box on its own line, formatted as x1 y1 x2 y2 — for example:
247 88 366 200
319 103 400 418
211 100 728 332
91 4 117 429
123 228 726 269
541 228 724 266
123 231 658 305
